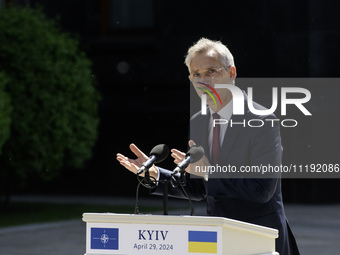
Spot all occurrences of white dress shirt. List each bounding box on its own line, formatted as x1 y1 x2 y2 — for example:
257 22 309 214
208 99 233 159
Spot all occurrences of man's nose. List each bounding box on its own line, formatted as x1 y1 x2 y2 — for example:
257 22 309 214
200 76 213 84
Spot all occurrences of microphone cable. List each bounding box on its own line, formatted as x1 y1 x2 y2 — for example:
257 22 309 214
179 175 196 216
134 171 158 214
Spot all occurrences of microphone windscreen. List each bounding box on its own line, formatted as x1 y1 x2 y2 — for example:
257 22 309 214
149 144 169 163
187 145 204 163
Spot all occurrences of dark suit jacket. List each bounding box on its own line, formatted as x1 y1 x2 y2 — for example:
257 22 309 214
152 92 299 255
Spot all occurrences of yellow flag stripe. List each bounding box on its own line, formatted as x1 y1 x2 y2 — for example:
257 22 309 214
188 241 217 253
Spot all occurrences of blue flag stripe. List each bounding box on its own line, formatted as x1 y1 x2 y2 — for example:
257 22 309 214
188 231 217 243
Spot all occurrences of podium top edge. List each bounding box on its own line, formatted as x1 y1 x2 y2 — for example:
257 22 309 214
82 213 278 238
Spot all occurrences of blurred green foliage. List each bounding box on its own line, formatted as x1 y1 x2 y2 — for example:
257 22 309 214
0 6 100 201
0 73 11 153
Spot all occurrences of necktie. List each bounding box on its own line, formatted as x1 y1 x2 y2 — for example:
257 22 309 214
212 113 220 165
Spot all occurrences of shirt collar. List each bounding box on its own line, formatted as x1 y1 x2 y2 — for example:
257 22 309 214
209 99 233 121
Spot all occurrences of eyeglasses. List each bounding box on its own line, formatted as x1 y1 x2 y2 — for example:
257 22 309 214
190 66 228 79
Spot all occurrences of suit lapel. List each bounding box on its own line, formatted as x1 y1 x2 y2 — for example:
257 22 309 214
190 107 210 159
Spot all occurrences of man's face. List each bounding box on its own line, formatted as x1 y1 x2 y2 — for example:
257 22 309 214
189 51 236 111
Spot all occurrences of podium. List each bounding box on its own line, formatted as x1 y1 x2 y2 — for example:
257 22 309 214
83 213 279 255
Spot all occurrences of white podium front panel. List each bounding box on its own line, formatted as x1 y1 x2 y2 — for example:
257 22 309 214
86 222 222 255
83 213 279 255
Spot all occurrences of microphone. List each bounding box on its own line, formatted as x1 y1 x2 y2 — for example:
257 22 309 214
137 144 169 175
172 145 204 175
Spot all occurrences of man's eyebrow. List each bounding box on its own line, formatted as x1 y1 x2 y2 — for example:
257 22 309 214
192 66 219 72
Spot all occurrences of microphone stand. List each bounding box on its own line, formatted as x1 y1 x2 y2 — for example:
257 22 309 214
144 169 150 182
134 169 154 214
179 172 195 216
179 171 186 186
163 180 169 215
171 171 196 216
135 168 194 216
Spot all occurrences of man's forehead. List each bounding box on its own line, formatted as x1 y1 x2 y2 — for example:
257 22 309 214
190 51 222 71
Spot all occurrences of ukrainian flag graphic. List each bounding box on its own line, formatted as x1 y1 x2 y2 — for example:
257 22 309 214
188 230 217 253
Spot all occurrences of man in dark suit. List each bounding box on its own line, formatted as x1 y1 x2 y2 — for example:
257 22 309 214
116 38 299 255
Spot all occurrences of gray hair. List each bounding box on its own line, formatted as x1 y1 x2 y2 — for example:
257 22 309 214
184 38 235 72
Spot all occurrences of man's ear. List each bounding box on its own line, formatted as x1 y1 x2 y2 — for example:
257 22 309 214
229 66 237 79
